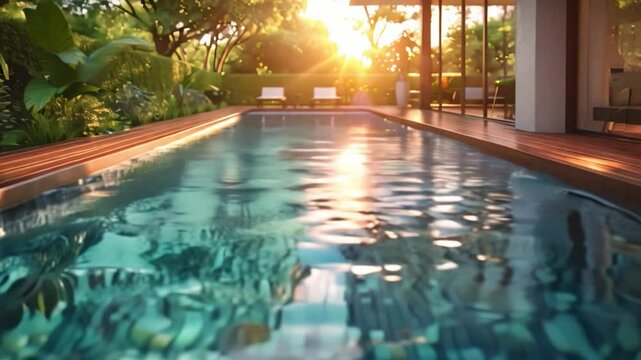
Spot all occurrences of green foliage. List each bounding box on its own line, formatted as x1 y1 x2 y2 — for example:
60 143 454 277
0 1 221 153
21 0 153 112
0 51 31 135
187 70 223 92
360 6 419 72
100 0 304 72
177 89 214 115
44 95 120 136
24 77 68 111
442 8 516 78
2 111 80 148
162 94 180 121
161 92 215 121
0 16 42 74
97 50 190 96
24 0 76 56
0 54 8 79
67 5 148 43
221 73 400 106
105 82 163 126
0 75 14 132
230 18 340 74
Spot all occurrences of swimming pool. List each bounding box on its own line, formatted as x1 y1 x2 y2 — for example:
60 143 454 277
1 112 640 359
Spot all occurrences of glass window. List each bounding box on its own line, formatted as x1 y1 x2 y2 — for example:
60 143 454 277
606 0 641 137
440 1 463 115
464 4 485 117
487 0 516 121
429 0 515 122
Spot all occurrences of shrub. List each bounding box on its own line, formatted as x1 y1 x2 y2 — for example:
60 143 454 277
44 95 120 136
97 49 190 96
105 82 163 126
220 73 401 106
1 112 80 148
0 16 42 75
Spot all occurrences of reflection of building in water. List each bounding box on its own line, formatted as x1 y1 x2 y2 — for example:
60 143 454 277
509 173 641 359
327 128 521 358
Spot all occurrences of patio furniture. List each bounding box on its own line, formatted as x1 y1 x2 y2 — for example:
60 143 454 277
311 87 341 107
596 72 641 132
594 106 641 132
256 87 287 107
491 78 515 120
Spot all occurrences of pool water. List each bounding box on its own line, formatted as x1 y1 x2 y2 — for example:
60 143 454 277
1 113 641 359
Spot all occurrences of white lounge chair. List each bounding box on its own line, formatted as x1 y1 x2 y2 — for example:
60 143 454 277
257 87 287 107
311 87 341 107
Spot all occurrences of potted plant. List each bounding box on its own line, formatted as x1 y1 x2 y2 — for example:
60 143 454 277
392 32 417 109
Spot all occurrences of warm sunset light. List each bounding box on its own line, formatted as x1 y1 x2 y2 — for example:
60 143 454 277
3 0 641 358
303 0 372 66
303 0 421 68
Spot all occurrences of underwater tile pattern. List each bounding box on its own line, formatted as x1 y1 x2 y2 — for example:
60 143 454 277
1 113 641 359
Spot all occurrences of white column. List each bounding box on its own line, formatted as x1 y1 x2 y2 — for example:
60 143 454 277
577 0 610 132
515 0 568 133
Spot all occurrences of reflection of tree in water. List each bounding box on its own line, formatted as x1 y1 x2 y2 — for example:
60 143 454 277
213 122 266 229
0 144 189 236
0 135 304 358
0 217 303 358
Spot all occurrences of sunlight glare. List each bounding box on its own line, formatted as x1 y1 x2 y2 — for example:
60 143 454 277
303 0 372 66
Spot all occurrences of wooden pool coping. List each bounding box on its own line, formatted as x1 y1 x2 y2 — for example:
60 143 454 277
1 105 640 213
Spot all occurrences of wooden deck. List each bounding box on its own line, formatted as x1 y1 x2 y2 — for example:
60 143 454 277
365 106 641 213
0 107 251 210
1 105 640 212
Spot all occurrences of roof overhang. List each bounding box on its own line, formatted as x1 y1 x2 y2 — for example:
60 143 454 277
350 0 514 5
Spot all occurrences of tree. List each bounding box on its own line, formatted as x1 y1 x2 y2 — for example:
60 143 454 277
98 0 303 69
441 7 515 77
97 0 221 58
228 17 340 74
359 5 417 72
199 0 304 73
20 0 152 111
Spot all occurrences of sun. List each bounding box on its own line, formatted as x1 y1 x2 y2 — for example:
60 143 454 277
303 0 372 67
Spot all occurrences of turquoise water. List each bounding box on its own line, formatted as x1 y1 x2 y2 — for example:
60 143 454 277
1 112 641 359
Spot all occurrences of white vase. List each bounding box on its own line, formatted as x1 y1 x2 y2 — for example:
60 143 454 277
395 80 410 109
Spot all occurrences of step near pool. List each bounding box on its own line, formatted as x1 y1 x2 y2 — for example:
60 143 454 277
0 112 640 359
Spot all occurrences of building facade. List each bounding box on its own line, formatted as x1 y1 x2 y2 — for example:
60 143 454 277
351 0 641 139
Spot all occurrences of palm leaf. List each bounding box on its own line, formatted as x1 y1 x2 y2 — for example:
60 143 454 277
24 78 68 112
24 0 76 55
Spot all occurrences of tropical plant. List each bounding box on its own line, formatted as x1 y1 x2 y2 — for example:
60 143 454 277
105 82 163 126
22 0 152 112
99 0 303 70
0 54 13 129
44 95 120 136
1 111 80 148
0 53 30 147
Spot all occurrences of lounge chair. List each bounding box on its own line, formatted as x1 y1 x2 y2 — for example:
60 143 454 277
257 87 287 107
311 87 341 107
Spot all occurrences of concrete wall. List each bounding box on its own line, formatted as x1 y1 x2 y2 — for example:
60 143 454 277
515 0 568 133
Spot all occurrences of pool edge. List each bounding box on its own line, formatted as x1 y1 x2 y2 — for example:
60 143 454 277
1 106 640 214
